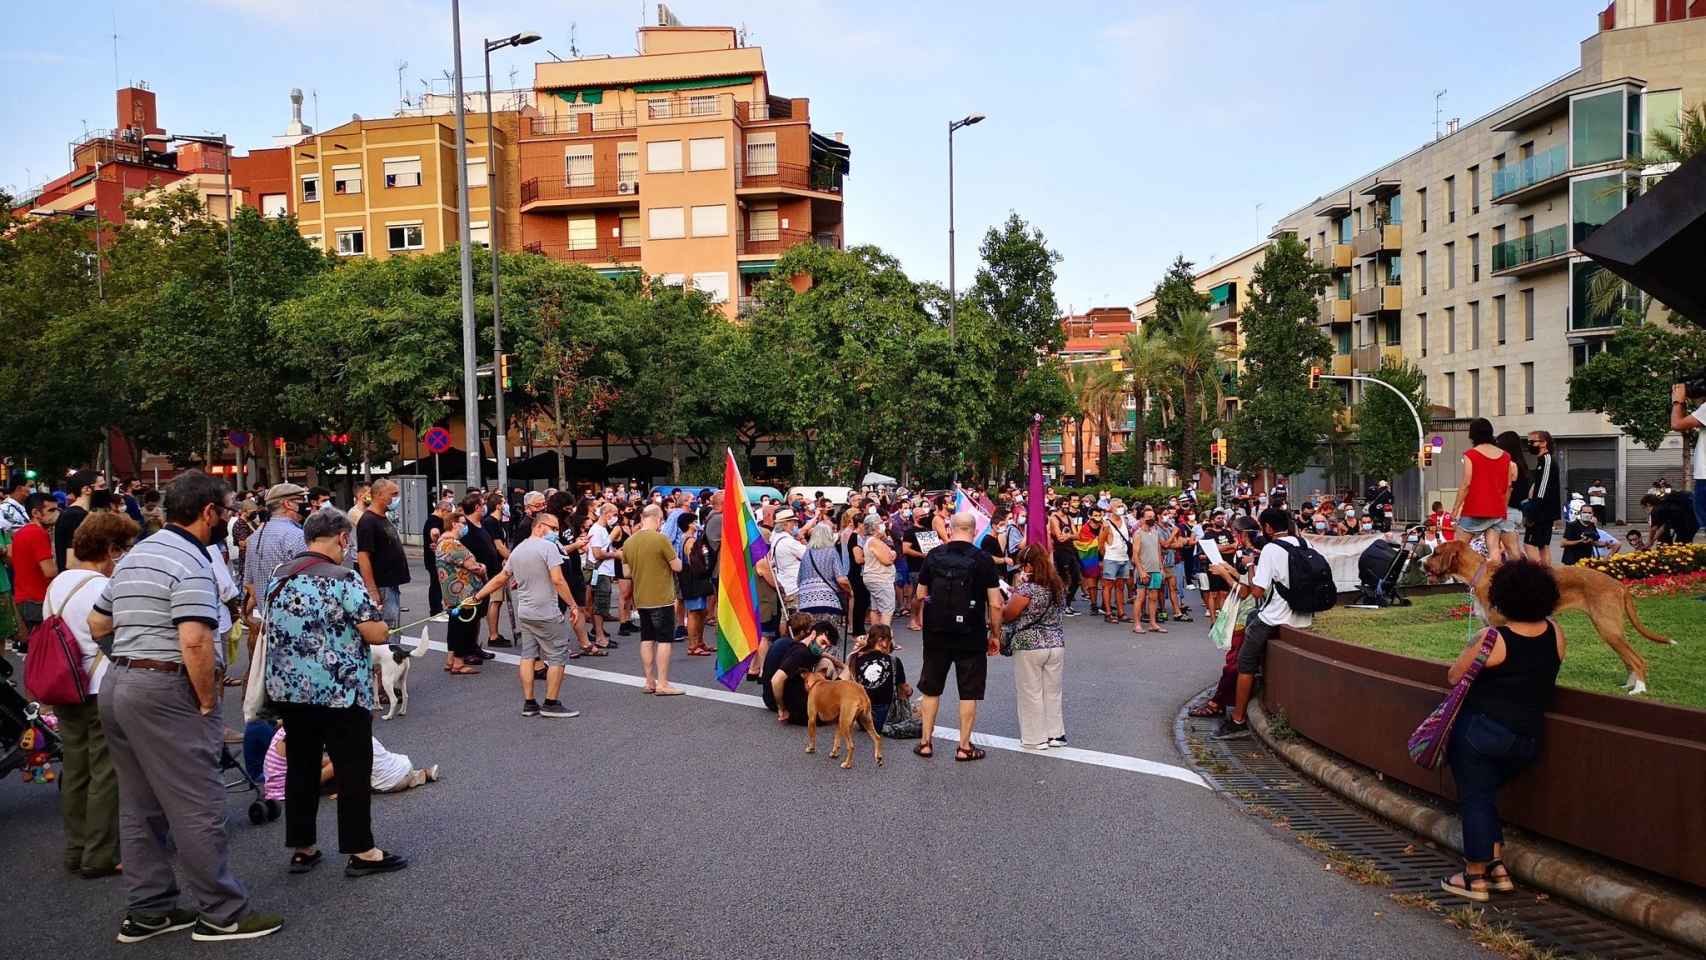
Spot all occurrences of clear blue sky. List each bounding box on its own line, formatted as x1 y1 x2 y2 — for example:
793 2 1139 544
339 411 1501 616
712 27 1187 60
2 0 1598 308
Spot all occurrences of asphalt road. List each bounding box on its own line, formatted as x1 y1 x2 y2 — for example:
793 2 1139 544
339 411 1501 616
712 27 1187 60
0 579 1490 959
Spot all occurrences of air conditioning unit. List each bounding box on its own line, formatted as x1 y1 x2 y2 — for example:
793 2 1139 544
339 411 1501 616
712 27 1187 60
617 180 638 195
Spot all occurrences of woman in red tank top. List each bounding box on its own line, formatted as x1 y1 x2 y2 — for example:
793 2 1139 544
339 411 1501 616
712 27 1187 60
1452 418 1517 562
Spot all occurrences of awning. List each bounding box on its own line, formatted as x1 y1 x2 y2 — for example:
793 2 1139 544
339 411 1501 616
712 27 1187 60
553 89 605 105
634 75 753 93
809 131 851 174
738 261 776 276
1207 282 1234 306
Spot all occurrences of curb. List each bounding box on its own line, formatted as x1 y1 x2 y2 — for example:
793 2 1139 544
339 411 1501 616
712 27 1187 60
1246 697 1706 955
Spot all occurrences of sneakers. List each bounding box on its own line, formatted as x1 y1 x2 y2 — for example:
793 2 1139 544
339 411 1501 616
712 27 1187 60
520 700 540 718
1063 607 1082 618
1175 611 1194 623
1157 610 1169 623
1046 736 1068 748
1211 717 1251 740
489 635 514 648
117 908 198 943
538 699 580 719
189 913 284 942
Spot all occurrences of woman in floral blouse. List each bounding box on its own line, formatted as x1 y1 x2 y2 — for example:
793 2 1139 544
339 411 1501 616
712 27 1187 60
436 511 486 674
1001 543 1068 750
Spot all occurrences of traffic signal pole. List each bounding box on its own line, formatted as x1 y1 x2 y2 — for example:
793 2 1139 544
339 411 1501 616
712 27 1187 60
1314 368 1427 525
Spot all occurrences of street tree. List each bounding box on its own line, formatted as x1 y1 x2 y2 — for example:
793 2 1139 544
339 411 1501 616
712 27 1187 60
1146 255 1210 338
1119 329 1168 486
1231 234 1336 477
970 212 1070 472
1158 310 1224 484
1354 355 1431 482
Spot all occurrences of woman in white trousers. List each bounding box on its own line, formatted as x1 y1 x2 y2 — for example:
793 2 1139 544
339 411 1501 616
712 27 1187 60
1002 543 1068 750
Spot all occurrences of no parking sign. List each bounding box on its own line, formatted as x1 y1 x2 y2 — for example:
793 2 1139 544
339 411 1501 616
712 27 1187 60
424 427 452 454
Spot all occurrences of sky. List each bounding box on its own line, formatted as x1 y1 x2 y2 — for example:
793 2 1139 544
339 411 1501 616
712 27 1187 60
1 0 1599 310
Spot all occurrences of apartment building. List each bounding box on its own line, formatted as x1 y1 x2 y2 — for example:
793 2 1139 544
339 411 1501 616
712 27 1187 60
1050 307 1138 480
1269 9 1706 520
290 112 520 259
517 21 849 315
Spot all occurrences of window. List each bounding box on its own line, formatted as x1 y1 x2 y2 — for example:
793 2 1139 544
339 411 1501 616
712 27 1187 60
1445 372 1457 414
688 137 725 171
646 140 682 173
300 175 319 203
469 221 489 247
688 95 717 116
465 157 488 188
1469 165 1481 214
1383 315 1401 346
1336 325 1352 354
386 223 423 251
382 157 421 189
690 204 728 237
1571 172 1624 245
303 234 322 250
260 194 288 218
567 217 597 251
1470 301 1481 349
1522 362 1535 414
1470 369 1481 417
1388 193 1403 225
648 206 685 239
691 271 730 303
620 215 640 247
1417 250 1428 296
1571 338 1610 373
1571 260 1632 330
748 205 779 241
1522 288 1535 340
333 165 362 195
1495 295 1507 344
1417 187 1428 233
1419 312 1428 357
1445 176 1456 223
1337 216 1351 245
658 273 686 288
617 144 638 186
1469 234 1480 282
1337 272 1352 300
1445 242 1456 289
1644 89 1683 156
1571 89 1625 166
564 145 594 187
1495 366 1507 417
1446 306 1456 353
335 229 364 256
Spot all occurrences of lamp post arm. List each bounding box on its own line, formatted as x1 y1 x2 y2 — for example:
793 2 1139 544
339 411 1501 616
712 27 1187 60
1320 373 1426 523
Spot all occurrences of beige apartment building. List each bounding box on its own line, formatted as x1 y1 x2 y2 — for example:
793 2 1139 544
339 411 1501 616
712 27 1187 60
1269 8 1706 520
516 22 849 316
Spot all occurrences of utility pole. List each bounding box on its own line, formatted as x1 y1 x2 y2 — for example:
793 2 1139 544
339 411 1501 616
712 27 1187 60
451 0 481 487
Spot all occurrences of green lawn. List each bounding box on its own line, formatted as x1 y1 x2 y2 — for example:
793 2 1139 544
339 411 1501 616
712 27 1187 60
1311 592 1706 711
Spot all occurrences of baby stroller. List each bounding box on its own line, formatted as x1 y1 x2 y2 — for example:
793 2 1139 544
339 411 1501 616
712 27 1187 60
0 656 63 781
1346 532 1416 609
224 729 280 825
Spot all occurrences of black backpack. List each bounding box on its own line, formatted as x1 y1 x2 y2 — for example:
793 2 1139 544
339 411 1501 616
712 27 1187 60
1269 538 1338 614
923 544 986 633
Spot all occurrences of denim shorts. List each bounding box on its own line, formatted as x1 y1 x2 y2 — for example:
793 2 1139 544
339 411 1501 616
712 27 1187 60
1456 514 1518 535
1102 559 1131 579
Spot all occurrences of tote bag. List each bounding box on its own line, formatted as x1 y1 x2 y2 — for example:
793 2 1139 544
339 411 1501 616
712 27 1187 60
1407 628 1498 770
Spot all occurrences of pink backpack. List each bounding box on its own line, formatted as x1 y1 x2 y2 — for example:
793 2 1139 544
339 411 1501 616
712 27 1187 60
22 573 104 706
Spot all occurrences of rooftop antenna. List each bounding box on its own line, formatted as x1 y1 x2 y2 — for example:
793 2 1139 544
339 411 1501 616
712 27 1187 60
1434 89 1448 141
1255 202 1264 237
568 22 580 58
110 4 120 90
396 60 409 112
312 88 320 131
738 22 748 46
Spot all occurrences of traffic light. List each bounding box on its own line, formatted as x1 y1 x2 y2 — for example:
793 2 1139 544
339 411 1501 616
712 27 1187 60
1211 438 1228 466
1309 365 1322 390
24 469 36 480
499 352 512 390
1420 444 1434 467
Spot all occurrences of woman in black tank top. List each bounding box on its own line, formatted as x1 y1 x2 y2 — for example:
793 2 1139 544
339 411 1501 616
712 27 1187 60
1441 559 1565 902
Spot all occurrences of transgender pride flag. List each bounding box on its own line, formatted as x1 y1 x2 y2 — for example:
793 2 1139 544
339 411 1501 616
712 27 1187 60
953 485 992 546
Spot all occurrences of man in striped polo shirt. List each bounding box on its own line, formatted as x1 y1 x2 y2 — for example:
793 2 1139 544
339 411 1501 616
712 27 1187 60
90 470 283 943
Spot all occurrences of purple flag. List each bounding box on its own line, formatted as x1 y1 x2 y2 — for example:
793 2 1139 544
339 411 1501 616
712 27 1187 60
1026 414 1048 548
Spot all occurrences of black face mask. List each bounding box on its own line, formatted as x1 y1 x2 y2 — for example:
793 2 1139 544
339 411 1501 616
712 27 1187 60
1526 442 1541 453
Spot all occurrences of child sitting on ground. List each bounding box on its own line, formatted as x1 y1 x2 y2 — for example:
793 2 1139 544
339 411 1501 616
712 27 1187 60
849 624 910 730
263 727 441 801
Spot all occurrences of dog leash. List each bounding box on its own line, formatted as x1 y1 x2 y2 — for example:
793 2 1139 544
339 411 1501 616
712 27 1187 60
385 604 477 639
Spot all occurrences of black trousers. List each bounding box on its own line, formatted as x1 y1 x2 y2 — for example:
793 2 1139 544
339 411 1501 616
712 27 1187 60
446 599 487 657
1054 545 1082 605
425 564 443 615
275 702 374 854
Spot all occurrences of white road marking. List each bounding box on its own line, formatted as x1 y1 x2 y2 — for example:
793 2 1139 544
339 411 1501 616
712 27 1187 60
418 638 1207 789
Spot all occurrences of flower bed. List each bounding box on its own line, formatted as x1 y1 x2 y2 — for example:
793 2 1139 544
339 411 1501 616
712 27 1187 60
1579 543 1706 581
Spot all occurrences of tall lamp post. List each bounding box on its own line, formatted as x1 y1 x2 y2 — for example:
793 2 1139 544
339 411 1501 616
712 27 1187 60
30 202 108 480
450 0 481 487
947 112 984 340
483 31 541 497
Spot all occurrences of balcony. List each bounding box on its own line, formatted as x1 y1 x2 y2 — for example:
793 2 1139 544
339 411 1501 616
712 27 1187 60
736 96 798 122
1313 243 1353 271
526 111 637 137
1352 283 1403 315
735 161 845 196
519 172 639 209
1491 224 1570 277
1353 222 1402 259
1318 296 1353 326
639 93 736 123
1331 354 1354 376
1209 301 1237 328
1491 145 1569 203
1352 343 1404 373
522 239 639 265
737 228 841 257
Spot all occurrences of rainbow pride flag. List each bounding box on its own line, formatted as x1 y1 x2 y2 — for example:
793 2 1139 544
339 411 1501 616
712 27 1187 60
1074 522 1102 579
714 450 770 691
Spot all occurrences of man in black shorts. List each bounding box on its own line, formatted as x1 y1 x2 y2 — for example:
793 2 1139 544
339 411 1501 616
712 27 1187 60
908 511 1003 761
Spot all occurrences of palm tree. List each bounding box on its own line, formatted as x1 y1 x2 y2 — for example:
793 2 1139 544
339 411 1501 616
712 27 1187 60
1159 311 1227 485
1086 364 1125 481
1065 361 1100 485
1120 329 1167 485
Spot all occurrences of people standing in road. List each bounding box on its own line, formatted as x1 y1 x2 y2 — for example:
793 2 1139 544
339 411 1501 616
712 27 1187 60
54 471 98 573
435 507 486 675
908 511 1003 762
240 484 308 641
856 515 898 628
768 508 807 616
422 497 453 615
586 502 623 648
1452 418 1518 563
1 477 31 532
1495 432 1532 565
1004 543 1067 751
1099 500 1133 623
479 492 513 647
468 510 584 718
11 492 60 639
1208 508 1313 741
797 522 850 625
264 509 408 880
355 479 409 629
1524 431 1562 565
1668 383 1706 535
676 513 716 657
1440 559 1563 901
92 471 284 943
1132 507 1164 634
622 504 684 696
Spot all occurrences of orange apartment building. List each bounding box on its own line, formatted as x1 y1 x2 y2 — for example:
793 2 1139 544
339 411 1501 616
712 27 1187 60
1050 307 1139 481
517 21 849 315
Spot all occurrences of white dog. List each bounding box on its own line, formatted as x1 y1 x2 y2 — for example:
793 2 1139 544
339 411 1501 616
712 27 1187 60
373 633 432 721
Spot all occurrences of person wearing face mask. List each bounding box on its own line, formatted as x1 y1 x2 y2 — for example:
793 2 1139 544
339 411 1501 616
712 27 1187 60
467 511 584 718
1523 431 1562 565
1098 500 1133 623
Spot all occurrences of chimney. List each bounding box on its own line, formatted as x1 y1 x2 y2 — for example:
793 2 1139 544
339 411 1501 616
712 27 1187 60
1446 117 1460 136
834 131 844 143
117 86 163 137
291 88 304 125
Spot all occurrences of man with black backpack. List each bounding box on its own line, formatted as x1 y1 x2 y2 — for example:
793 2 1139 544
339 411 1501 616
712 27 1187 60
908 511 1004 762
1207 508 1336 740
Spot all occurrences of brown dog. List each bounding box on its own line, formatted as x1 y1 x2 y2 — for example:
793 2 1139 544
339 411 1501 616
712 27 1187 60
1421 539 1673 695
802 673 883 769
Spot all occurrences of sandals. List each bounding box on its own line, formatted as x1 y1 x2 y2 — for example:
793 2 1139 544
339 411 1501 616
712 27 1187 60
1486 859 1516 893
1188 701 1223 718
913 741 933 758
954 744 987 762
1440 869 1491 902
447 663 481 675
578 646 607 657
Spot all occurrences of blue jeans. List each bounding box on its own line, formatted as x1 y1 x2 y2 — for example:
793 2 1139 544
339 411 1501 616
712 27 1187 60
1694 479 1706 536
1447 712 1539 861
379 585 402 629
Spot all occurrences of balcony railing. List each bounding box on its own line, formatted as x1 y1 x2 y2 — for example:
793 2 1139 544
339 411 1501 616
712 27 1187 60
522 239 639 264
736 161 845 194
738 96 797 122
519 172 638 205
738 227 828 257
1352 222 1402 259
1313 242 1353 270
1352 283 1403 315
1491 146 1568 200
1318 296 1352 326
639 93 735 122
1491 224 1569 273
527 111 637 137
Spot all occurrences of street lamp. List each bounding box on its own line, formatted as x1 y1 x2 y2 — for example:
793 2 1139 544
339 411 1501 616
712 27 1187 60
483 30 540 496
450 0 482 487
30 203 111 482
947 112 985 340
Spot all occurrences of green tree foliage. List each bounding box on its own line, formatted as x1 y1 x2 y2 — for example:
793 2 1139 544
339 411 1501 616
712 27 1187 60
969 213 1072 470
1568 318 1706 449
1156 311 1224 482
1119 329 1168 485
1146 255 1211 337
1354 356 1431 481
1231 234 1337 476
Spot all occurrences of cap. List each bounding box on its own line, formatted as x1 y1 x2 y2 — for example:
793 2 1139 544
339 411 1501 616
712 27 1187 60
264 482 308 505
